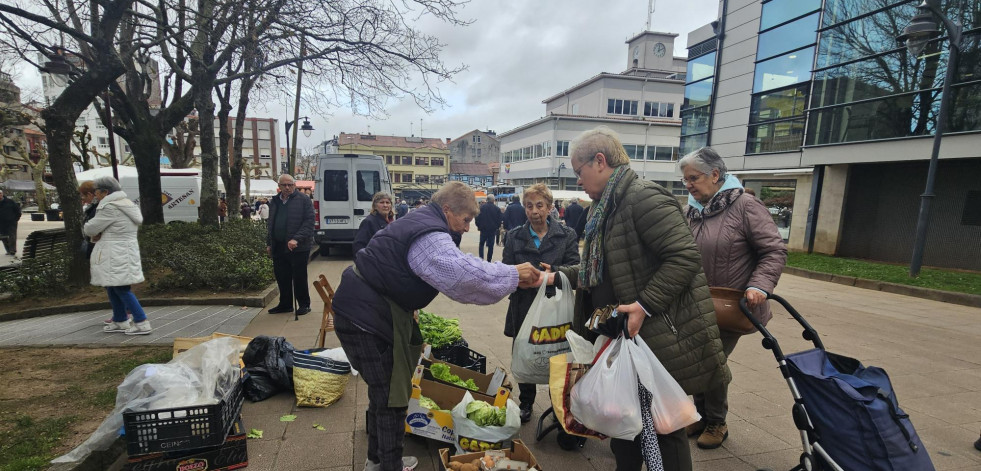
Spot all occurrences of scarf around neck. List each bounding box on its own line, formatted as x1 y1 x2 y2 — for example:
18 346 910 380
686 174 744 221
579 164 629 289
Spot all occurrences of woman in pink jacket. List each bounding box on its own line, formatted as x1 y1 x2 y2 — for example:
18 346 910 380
680 147 787 450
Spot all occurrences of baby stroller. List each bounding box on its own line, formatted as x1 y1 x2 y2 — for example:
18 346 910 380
739 294 935 471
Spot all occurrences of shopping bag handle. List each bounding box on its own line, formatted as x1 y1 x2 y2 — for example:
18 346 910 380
591 336 614 365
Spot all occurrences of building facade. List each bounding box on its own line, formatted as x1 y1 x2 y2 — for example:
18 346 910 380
683 0 981 270
187 117 280 175
499 31 689 195
336 133 450 200
449 129 500 164
448 162 494 188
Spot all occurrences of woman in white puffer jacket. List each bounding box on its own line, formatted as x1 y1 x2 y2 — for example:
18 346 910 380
84 176 152 335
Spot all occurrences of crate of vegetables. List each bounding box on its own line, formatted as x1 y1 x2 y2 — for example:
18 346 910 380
438 439 542 471
419 310 487 373
420 354 507 396
405 366 509 443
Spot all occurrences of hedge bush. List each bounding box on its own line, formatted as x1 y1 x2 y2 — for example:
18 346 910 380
0 251 71 300
140 218 273 291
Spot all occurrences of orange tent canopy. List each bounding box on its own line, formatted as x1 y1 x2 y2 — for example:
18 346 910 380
295 180 315 189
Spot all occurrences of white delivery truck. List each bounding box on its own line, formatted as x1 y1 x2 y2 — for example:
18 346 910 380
312 153 392 255
74 165 201 222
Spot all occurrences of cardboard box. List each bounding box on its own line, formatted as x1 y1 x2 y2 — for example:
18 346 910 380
405 365 510 443
420 347 508 396
438 439 542 471
124 417 247 471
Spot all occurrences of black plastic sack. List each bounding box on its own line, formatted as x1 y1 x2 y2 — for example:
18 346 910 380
242 335 295 402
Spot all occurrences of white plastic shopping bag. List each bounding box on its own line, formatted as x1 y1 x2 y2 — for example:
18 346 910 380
627 337 700 434
569 336 643 439
511 271 574 384
451 391 521 454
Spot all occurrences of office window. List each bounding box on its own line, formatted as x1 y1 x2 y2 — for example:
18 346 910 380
753 47 815 93
680 134 708 156
683 78 714 109
750 83 809 124
686 52 716 84
823 0 916 28
681 106 712 135
556 141 570 156
655 146 675 161
401 155 411 165
415 156 429 166
817 4 924 69
607 99 638 116
431 157 444 166
811 49 946 109
747 119 806 154
760 0 821 30
98 137 109 148
757 13 820 61
622 145 642 160
806 92 940 145
644 102 675 118
386 155 393 165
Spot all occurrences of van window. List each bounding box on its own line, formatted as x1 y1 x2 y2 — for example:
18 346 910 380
357 170 380 201
323 170 348 201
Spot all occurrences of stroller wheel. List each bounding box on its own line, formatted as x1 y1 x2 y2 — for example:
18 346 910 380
556 431 579 451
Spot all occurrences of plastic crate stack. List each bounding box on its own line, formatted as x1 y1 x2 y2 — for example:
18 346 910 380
121 380 248 471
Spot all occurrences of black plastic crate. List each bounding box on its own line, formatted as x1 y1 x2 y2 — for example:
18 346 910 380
123 380 244 456
430 343 486 374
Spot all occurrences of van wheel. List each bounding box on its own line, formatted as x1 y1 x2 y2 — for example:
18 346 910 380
319 245 330 257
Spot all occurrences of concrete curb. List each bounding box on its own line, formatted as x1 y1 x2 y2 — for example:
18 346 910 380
784 266 981 308
0 283 279 323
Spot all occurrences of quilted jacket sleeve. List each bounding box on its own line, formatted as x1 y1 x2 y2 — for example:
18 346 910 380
741 195 787 293
632 191 704 316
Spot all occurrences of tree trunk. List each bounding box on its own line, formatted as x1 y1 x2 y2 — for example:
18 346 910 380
217 91 235 219
42 114 87 285
195 84 219 226
32 161 48 212
129 129 165 224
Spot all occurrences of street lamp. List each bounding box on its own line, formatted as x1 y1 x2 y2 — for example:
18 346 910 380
896 0 963 277
284 116 313 176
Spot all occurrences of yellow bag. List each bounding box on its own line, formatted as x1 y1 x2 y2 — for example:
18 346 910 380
548 354 606 439
293 351 351 407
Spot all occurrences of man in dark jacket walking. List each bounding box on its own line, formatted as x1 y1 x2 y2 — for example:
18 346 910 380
562 198 585 239
0 190 22 256
266 174 315 315
502 195 526 246
475 195 502 261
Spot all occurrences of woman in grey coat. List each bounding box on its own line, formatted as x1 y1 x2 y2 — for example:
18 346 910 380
502 183 580 423
680 147 787 449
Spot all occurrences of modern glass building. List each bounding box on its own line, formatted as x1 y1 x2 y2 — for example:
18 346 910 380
682 0 981 270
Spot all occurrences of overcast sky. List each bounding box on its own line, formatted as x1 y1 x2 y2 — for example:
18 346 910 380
13 0 721 151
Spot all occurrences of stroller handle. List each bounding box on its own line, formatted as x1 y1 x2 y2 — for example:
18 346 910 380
739 294 825 361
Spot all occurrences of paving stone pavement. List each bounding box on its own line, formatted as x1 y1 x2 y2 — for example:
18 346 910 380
4 227 980 470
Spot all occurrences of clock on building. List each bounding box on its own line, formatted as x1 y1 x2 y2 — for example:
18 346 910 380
653 42 666 57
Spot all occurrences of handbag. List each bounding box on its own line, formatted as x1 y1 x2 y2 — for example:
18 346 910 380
709 287 757 334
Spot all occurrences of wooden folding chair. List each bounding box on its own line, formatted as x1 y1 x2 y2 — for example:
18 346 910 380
312 274 336 348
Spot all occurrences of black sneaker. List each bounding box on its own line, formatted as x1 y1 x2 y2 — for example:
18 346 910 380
296 306 311 316
268 306 293 314
519 405 533 424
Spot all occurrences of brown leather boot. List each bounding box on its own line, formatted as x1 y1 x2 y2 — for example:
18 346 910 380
697 422 728 449
685 420 706 437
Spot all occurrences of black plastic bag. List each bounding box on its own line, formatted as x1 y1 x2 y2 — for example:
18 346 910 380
242 335 295 402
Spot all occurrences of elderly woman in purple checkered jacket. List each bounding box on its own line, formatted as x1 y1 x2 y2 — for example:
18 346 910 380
330 181 542 471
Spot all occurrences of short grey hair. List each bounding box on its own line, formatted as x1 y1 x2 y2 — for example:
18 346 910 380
679 147 727 181
570 126 630 167
94 176 122 194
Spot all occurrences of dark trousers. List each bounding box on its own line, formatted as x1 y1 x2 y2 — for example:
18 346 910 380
334 315 405 471
478 230 495 261
518 383 537 409
610 428 691 471
271 242 310 309
693 331 741 423
1 221 16 254
106 286 147 323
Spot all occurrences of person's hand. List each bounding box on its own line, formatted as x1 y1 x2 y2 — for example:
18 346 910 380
745 289 767 308
287 239 298 251
617 302 647 338
91 234 102 243
515 262 542 289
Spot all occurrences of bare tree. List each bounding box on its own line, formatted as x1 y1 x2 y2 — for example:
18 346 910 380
162 117 198 168
0 0 141 283
0 106 50 210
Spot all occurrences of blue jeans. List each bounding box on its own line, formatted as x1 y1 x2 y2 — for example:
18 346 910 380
106 286 147 323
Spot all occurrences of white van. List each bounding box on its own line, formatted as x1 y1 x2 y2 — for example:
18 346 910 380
75 166 201 222
313 153 392 255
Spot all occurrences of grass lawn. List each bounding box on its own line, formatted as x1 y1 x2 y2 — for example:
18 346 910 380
0 346 172 471
786 252 981 296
